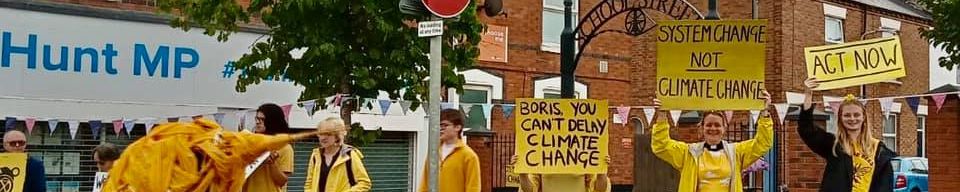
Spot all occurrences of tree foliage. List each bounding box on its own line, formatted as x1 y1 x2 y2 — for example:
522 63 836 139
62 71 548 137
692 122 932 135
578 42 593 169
918 0 960 70
157 0 484 146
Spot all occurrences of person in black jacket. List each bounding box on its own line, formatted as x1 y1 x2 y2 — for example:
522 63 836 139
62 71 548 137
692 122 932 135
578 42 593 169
799 78 896 192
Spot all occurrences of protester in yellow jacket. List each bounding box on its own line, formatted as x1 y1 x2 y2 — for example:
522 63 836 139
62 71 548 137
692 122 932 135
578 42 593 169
650 91 774 192
304 117 372 192
419 109 481 192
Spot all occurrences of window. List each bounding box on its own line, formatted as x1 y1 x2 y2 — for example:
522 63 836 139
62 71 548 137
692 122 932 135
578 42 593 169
534 77 588 99
460 85 491 131
825 17 845 43
542 0 578 53
880 17 901 38
911 159 928 172
446 69 503 132
823 3 847 44
918 116 926 157
883 114 898 152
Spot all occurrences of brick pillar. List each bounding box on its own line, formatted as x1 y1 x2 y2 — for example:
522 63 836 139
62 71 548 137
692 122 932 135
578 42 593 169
928 94 960 191
466 132 494 192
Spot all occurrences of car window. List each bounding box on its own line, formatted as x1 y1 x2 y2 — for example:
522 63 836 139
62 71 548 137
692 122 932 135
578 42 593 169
891 160 901 172
912 159 927 171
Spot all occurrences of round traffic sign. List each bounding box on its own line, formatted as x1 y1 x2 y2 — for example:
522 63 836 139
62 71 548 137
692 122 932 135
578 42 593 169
422 0 471 18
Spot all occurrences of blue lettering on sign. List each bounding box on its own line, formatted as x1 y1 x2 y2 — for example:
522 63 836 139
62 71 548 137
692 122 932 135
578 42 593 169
133 44 169 77
42 45 69 71
174 47 198 78
2 32 37 68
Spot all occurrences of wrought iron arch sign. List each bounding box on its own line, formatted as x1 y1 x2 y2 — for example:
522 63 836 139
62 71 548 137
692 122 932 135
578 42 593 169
573 0 703 64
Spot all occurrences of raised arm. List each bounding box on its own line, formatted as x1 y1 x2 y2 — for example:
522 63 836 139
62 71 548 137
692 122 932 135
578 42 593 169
797 78 837 159
649 98 689 170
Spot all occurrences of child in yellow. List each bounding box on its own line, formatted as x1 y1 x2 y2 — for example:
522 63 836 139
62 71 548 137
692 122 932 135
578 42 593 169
650 91 774 192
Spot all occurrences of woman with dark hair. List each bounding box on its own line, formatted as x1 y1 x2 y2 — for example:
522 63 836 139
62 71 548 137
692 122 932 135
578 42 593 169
243 103 295 192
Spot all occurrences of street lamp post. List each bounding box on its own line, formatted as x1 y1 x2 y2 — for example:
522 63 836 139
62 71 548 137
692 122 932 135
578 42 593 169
560 0 576 98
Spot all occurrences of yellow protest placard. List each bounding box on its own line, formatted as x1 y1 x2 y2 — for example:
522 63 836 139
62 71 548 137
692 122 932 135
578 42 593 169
656 20 767 110
0 153 27 192
804 36 905 90
505 164 519 187
514 99 608 174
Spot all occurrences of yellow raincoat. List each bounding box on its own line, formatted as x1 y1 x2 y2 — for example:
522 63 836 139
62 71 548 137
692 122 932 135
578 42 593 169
103 119 314 192
651 117 773 192
303 146 372 192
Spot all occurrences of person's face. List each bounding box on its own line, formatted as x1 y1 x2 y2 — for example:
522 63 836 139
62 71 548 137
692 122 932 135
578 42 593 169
840 104 865 131
440 120 462 143
93 151 114 172
2 132 26 153
700 114 726 145
317 133 339 149
255 112 267 133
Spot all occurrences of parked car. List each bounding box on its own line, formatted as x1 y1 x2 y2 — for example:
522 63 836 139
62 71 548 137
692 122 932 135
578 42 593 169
893 157 928 192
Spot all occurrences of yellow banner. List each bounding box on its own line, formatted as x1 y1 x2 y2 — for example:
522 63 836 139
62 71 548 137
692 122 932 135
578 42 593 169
656 20 767 110
0 153 27 192
804 37 906 90
514 99 608 174
505 164 519 187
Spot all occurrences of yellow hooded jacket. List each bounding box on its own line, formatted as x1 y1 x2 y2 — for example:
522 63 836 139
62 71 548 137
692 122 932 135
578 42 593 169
418 140 481 192
304 146 373 192
651 117 773 192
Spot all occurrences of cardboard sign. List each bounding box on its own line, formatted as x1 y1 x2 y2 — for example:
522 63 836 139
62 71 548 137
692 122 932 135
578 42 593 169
804 36 905 90
244 152 272 179
656 20 768 110
514 99 609 174
0 153 27 192
479 25 508 63
92 172 108 192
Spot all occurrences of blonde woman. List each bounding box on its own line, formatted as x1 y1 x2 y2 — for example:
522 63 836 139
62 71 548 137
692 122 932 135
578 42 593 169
799 78 895 192
304 118 372 192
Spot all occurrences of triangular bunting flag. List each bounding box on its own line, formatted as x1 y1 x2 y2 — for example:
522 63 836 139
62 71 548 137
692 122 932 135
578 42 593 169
502 105 516 119
236 112 246 130
281 104 293 120
932 94 947 113
400 101 413 115
750 110 760 123
828 101 842 113
145 120 156 133
303 100 317 116
112 120 123 136
48 119 59 136
616 106 631 125
823 96 842 110
167 117 180 123
879 97 894 116
123 119 136 135
860 99 869 106
25 118 36 135
482 104 493 120
365 98 376 110
724 111 734 123
906 97 921 115
786 92 805 105
4 117 15 130
333 94 344 107
213 113 225 125
643 108 656 125
379 100 392 116
669 110 682 126
441 102 456 110
89 120 102 140
68 121 80 139
773 103 790 125
461 104 474 115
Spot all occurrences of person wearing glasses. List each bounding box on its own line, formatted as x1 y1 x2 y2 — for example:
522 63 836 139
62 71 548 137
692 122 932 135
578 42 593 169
244 103 296 192
3 130 47 191
418 109 481 192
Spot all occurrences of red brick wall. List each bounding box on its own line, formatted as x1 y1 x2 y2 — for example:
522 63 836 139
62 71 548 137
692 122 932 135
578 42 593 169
927 94 960 191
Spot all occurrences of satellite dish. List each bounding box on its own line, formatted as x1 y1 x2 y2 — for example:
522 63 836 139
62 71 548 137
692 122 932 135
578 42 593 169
483 0 503 17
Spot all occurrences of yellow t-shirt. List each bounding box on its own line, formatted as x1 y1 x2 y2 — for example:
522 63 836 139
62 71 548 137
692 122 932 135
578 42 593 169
243 144 294 192
851 140 879 192
697 150 731 192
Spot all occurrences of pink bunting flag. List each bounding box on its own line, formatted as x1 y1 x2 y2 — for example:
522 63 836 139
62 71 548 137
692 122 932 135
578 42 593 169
724 111 734 122
616 106 631 125
333 94 344 107
25 118 36 135
112 120 124 136
932 94 947 113
281 104 293 120
828 101 842 113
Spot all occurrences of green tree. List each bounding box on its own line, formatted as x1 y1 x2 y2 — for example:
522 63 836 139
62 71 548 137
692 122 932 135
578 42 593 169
157 0 484 146
918 0 960 70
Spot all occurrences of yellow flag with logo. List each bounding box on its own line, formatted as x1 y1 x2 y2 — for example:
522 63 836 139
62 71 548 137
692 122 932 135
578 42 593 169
0 153 27 192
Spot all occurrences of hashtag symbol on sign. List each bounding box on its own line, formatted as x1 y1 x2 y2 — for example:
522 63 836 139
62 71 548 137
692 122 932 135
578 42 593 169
222 62 236 78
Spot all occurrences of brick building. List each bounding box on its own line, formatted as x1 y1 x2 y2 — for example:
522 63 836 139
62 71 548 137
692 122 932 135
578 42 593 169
8 0 934 191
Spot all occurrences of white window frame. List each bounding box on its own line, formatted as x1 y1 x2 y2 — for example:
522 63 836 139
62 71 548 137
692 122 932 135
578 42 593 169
446 69 504 133
917 105 928 157
823 3 847 44
534 76 588 99
880 17 904 84
542 0 578 53
883 113 898 152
